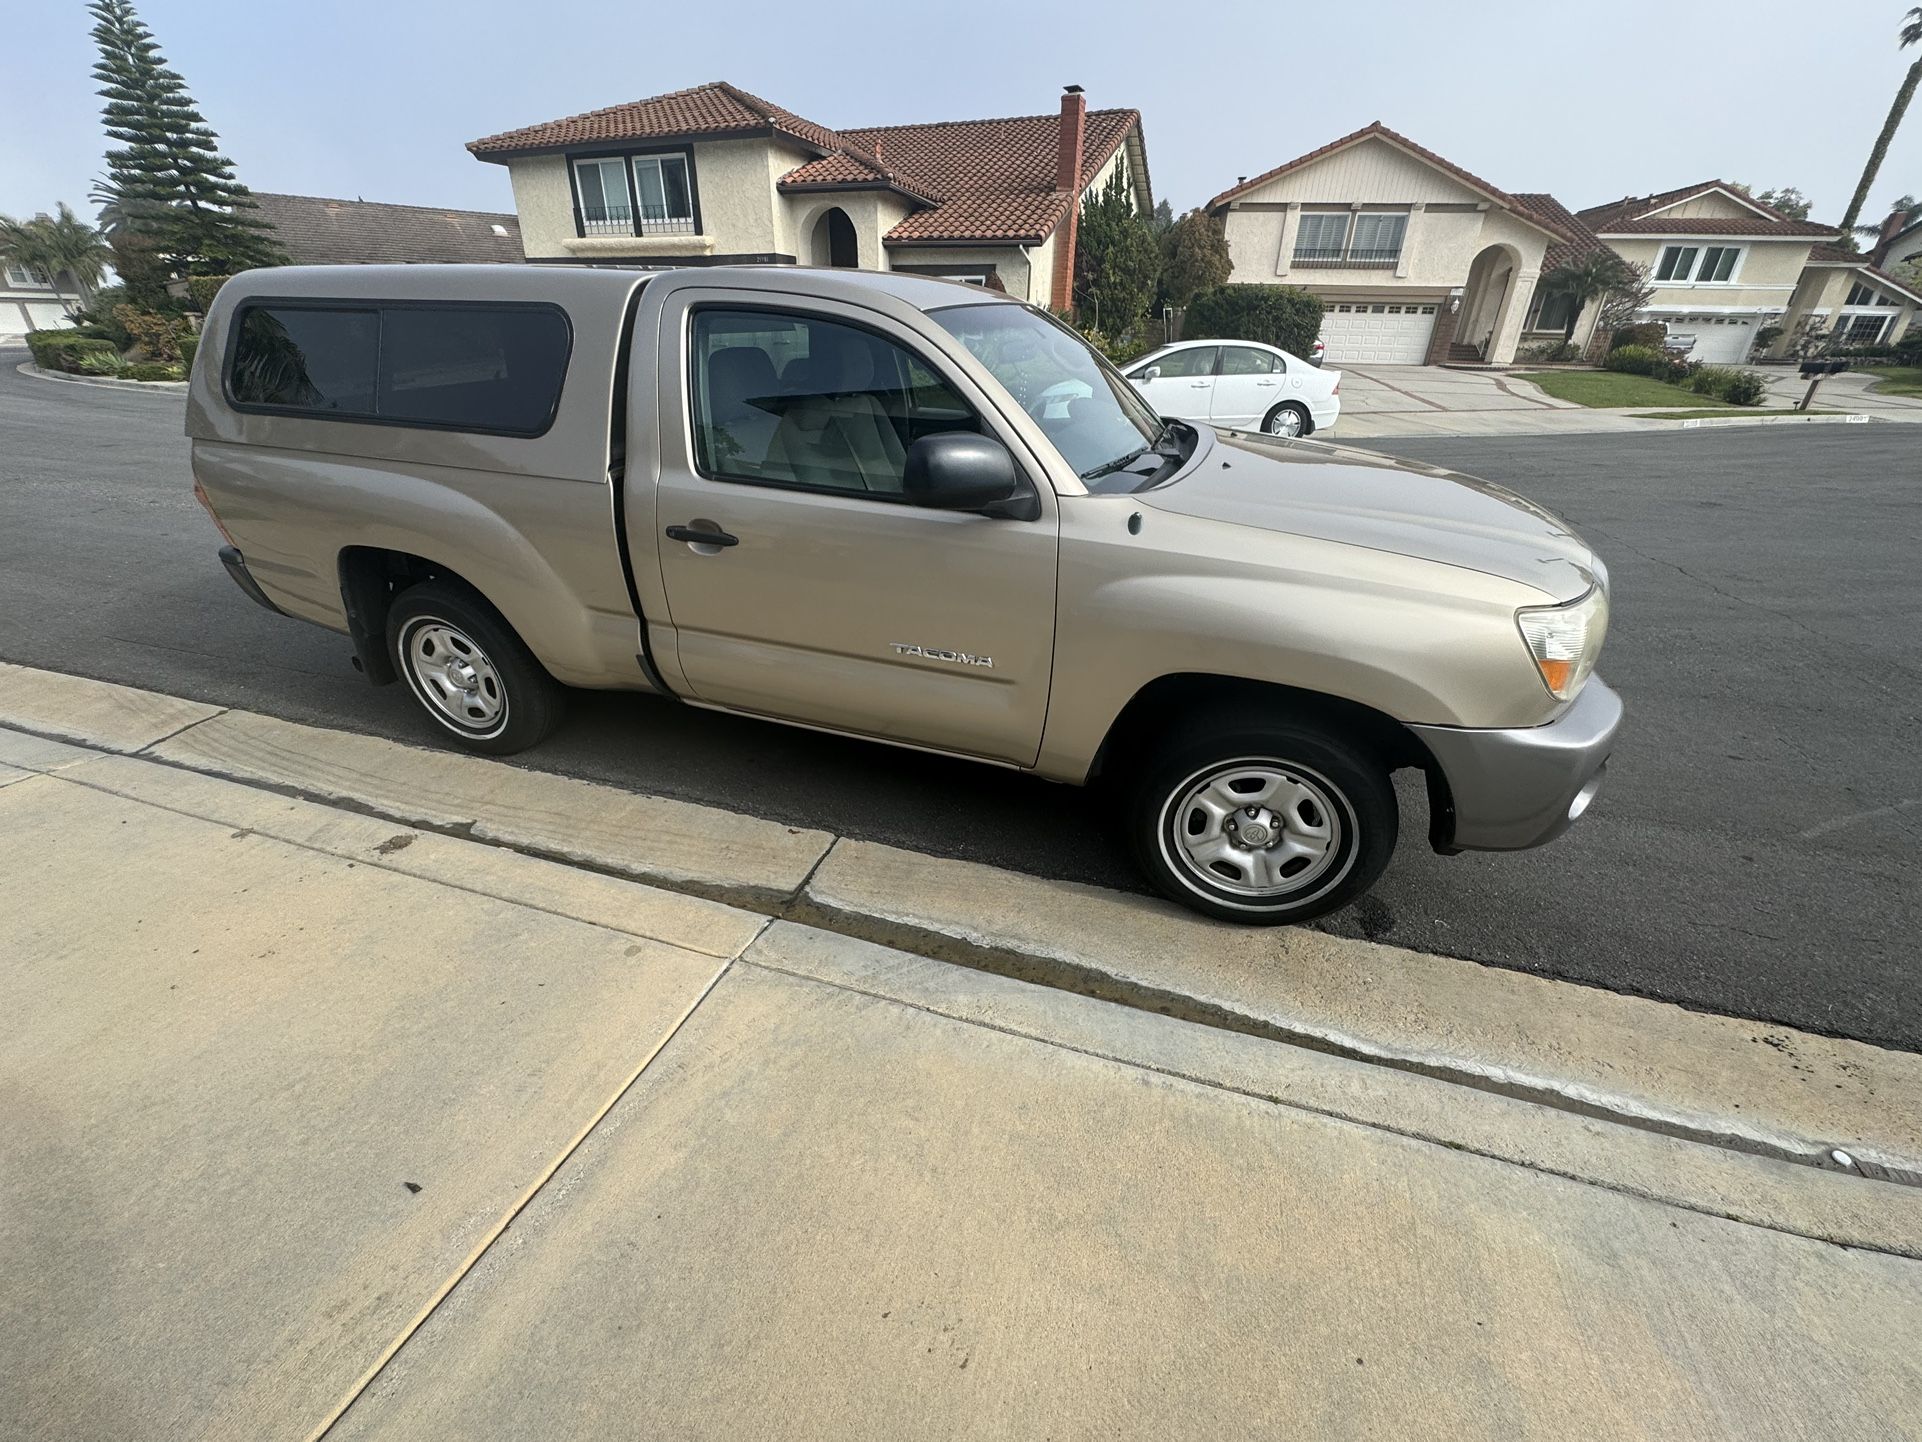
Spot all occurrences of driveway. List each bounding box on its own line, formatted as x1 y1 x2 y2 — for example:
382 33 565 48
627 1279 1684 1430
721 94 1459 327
1331 364 1645 438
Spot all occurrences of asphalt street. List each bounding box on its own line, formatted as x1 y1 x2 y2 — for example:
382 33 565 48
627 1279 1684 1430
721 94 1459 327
3 352 1917 1049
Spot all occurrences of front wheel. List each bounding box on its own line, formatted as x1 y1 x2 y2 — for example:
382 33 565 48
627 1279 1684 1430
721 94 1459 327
387 581 564 755
1125 719 1397 924
1262 402 1311 438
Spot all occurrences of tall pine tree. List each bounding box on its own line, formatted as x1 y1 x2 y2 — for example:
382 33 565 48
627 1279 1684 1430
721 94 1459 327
88 0 285 286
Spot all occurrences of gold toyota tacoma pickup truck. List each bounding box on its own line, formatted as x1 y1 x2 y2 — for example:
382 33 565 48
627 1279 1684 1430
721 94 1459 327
188 264 1620 924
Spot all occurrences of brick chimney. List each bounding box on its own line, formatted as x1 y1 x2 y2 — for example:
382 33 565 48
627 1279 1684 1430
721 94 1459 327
1050 85 1087 313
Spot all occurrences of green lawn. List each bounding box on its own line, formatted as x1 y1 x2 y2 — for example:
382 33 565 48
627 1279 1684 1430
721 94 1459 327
1859 365 1922 397
1511 370 1733 409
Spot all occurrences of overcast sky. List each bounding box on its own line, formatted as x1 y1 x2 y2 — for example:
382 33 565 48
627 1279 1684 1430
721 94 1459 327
5 0 1920 229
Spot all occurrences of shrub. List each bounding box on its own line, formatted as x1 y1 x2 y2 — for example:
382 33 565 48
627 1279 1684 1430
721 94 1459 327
25 331 119 373
1182 284 1324 358
1689 365 1741 398
1894 330 1922 363
1609 321 1666 353
121 361 184 382
74 350 125 377
1518 340 1582 363
70 284 136 348
115 304 186 362
1721 371 1767 406
1604 344 1665 376
185 274 231 314
178 334 198 372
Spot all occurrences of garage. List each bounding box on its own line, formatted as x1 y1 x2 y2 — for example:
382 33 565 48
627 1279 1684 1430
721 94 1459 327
1319 300 1439 365
1662 314 1758 364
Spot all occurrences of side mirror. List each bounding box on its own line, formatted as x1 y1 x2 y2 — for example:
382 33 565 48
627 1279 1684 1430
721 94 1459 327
903 432 1029 516
1139 365 1161 381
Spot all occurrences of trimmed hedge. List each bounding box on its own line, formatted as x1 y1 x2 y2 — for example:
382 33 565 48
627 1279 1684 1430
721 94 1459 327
1605 344 1692 382
178 334 198 372
1182 284 1325 359
26 331 120 374
186 274 232 314
1609 322 1666 353
121 361 185 382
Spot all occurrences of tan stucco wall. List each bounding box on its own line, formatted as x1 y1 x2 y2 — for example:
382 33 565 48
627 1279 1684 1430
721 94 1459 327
784 191 914 271
884 244 1042 303
1773 264 1920 352
1608 236 1813 313
507 157 576 260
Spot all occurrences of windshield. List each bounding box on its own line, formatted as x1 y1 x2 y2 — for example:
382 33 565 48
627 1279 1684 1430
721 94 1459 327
929 302 1167 483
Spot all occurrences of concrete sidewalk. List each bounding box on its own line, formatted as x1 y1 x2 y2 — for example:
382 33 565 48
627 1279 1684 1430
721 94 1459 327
1328 364 1902 439
5 716 1922 1434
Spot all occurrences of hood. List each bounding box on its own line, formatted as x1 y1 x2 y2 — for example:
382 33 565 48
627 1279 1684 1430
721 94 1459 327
1139 430 1601 600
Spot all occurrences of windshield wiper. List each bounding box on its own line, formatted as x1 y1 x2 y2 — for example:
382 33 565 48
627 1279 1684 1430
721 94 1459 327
1080 445 1154 481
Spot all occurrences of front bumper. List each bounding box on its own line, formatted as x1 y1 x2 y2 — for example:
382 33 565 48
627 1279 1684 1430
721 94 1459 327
1411 677 1623 852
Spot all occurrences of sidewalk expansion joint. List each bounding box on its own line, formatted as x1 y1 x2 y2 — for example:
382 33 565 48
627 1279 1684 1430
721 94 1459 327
11 716 1914 1192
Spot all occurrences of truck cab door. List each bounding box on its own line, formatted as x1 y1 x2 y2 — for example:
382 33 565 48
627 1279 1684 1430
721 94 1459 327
633 287 1059 766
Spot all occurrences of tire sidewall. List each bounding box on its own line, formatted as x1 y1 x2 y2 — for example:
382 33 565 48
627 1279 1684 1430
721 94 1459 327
1130 725 1396 924
385 583 561 754
1264 402 1310 438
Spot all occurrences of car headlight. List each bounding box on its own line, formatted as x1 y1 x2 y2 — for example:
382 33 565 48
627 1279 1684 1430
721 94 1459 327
1516 587 1608 701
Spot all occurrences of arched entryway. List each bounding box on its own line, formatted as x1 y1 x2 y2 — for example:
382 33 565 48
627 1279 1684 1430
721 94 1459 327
1457 243 1522 362
810 208 859 268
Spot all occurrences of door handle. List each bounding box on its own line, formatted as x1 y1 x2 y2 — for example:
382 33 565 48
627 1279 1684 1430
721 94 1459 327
665 523 738 548
1189 381 1210 388
1256 379 1278 387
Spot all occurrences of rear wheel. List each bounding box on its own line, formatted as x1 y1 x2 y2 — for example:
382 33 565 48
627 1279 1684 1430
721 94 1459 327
1125 717 1396 924
387 581 563 755
1263 402 1311 438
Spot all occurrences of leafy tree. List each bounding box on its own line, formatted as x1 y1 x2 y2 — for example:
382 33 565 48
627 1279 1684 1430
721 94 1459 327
1838 7 1922 234
0 203 112 308
1072 168 1161 335
1595 260 1657 336
1732 184 1812 220
87 0 285 293
1158 209 1233 310
1151 198 1175 234
1540 249 1640 343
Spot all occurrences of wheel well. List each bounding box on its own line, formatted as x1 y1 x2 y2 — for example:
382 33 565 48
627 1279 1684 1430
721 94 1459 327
337 547 487 687
1090 673 1451 838
1265 399 1314 435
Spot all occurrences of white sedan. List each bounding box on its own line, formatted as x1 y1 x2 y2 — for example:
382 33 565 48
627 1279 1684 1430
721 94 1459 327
1122 340 1340 438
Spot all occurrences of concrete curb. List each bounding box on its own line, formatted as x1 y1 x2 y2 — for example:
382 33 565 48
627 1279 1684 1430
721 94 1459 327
4 659 1919 1196
16 358 189 394
1674 412 1873 429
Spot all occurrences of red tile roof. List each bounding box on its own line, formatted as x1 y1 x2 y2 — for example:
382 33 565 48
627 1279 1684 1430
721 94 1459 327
1512 193 1607 272
1577 182 1839 238
1806 244 1922 303
470 82 1142 246
469 81 843 158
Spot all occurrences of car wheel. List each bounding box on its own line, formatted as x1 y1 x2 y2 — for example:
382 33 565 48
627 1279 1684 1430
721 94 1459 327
1263 402 1311 438
387 580 564 755
1125 717 1396 924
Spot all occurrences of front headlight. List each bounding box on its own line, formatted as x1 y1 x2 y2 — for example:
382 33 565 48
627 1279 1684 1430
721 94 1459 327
1516 587 1608 701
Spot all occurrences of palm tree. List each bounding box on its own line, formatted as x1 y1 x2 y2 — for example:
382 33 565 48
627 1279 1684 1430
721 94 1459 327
1540 250 1637 345
1838 8 1922 235
0 204 112 309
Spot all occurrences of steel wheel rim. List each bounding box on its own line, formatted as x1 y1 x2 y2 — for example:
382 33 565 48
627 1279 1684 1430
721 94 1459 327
403 617 509 737
1266 406 1304 437
1158 758 1352 903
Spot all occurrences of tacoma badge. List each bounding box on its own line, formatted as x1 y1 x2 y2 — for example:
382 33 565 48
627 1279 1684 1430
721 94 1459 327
891 643 994 669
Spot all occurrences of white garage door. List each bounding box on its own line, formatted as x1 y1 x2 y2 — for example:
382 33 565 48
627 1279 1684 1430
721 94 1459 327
1320 300 1438 365
1665 315 1756 364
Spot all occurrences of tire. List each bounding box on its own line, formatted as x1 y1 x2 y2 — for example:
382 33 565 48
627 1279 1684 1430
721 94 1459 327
386 580 564 755
1124 716 1396 924
1262 401 1312 438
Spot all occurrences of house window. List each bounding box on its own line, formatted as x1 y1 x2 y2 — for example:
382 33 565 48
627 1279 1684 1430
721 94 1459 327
1293 212 1350 262
1349 212 1406 264
1845 281 1891 306
1698 246 1740 282
1534 290 1577 332
632 154 694 233
1655 245 1699 282
5 262 52 288
573 158 633 236
1838 313 1890 345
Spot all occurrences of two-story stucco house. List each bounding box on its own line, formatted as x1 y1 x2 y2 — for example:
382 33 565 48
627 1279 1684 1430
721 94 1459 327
1576 183 1843 363
2 259 86 339
1778 243 1921 352
1204 123 1601 366
467 82 1150 311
